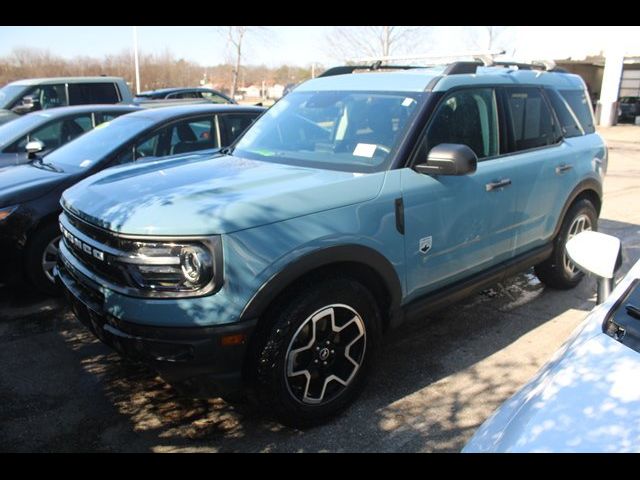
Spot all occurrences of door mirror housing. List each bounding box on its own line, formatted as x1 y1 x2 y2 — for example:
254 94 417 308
566 231 623 304
25 140 45 159
414 143 477 176
12 95 37 114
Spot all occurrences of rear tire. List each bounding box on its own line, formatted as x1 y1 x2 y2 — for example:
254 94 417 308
535 198 598 289
252 276 381 428
25 222 62 296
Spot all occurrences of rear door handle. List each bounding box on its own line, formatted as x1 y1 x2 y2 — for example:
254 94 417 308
485 179 512 191
556 164 573 174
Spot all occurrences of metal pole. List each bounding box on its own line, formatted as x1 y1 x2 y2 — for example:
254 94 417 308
596 277 614 305
597 41 624 126
133 26 141 95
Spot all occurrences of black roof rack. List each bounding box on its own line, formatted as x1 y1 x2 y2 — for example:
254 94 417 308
319 57 564 79
318 63 422 78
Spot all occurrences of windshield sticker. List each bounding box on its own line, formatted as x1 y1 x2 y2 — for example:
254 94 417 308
402 97 415 107
353 143 376 158
79 159 92 168
95 121 110 130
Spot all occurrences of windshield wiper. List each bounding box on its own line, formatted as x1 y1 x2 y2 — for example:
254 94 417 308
32 157 63 173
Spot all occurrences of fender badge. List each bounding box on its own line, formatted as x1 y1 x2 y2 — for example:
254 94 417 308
419 236 432 255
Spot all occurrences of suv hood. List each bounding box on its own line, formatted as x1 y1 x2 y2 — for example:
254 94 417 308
0 163 68 206
61 155 386 235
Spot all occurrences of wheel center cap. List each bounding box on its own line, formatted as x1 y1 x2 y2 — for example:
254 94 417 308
318 347 330 361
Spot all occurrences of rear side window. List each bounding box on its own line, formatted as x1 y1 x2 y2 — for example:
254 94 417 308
68 83 120 104
545 89 584 138
559 89 595 134
219 113 257 145
504 87 560 152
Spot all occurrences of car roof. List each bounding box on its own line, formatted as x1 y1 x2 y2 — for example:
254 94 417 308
8 76 125 86
296 66 587 93
122 103 264 122
137 87 222 96
26 104 140 117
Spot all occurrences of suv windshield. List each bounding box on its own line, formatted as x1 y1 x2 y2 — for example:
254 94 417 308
46 116 154 173
0 84 27 109
233 90 424 173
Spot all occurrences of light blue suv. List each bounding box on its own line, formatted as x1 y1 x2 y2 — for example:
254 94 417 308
55 60 607 427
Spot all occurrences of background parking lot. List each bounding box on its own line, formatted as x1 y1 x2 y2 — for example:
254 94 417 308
1 125 639 452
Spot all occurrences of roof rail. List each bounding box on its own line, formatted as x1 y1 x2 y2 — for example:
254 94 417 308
318 63 422 78
319 53 565 79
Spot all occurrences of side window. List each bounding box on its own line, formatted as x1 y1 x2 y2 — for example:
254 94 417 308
504 87 560 152
62 114 93 143
13 84 68 110
201 91 231 104
421 88 498 160
559 89 595 134
99 111 127 123
167 116 218 155
545 89 584 138
68 83 119 105
24 119 65 150
168 92 199 99
135 131 163 159
219 113 257 145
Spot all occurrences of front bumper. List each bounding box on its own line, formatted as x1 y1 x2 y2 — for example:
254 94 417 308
56 253 257 395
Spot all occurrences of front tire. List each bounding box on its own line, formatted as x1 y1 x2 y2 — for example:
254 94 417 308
25 222 62 296
535 198 598 289
253 276 381 428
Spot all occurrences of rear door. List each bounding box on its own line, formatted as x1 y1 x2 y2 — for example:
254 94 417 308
493 86 569 257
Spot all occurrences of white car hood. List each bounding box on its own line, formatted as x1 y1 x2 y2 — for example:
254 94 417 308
464 260 640 452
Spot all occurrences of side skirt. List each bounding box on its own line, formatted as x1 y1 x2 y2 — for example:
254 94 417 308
395 243 553 327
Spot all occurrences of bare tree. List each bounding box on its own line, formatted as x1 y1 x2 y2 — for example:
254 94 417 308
326 26 429 62
468 26 511 52
216 26 271 98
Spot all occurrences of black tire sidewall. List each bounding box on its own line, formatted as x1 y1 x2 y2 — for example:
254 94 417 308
25 221 61 295
255 276 381 427
549 198 598 287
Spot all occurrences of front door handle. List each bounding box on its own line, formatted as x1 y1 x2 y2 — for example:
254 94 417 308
485 179 512 191
556 164 573 174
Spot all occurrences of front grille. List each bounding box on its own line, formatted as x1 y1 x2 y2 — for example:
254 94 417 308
59 211 132 288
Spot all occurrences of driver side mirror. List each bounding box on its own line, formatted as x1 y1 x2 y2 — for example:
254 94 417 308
25 140 45 159
566 231 623 304
414 143 477 176
12 96 38 114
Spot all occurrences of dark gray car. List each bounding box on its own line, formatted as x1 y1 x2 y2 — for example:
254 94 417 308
0 104 139 168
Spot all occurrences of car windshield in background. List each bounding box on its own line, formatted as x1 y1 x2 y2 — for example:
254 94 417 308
233 90 424 173
0 112 50 148
46 116 154 173
0 84 27 109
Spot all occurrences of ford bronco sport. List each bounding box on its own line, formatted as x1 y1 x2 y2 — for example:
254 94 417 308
56 59 607 427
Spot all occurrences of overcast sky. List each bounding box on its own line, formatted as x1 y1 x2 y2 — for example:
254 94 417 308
0 26 638 67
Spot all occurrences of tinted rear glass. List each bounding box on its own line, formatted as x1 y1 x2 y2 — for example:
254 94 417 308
559 89 595 134
68 83 120 104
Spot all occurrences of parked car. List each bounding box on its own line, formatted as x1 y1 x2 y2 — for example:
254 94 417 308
463 231 640 453
0 105 139 168
56 61 606 428
618 96 640 123
0 103 263 294
134 87 235 104
0 77 134 125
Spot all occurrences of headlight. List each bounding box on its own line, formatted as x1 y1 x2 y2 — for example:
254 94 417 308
124 241 214 293
0 205 18 222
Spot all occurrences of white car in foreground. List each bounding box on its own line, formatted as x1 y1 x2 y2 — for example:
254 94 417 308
464 232 640 452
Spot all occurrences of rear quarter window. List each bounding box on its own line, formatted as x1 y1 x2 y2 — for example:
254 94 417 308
559 89 595 134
